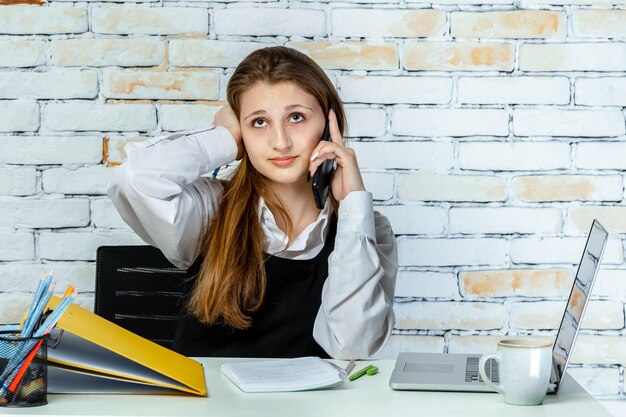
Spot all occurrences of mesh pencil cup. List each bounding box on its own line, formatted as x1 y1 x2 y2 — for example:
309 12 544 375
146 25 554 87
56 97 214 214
0 331 48 407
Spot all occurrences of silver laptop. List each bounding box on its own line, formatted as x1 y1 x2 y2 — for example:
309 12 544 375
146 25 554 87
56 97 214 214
390 219 608 394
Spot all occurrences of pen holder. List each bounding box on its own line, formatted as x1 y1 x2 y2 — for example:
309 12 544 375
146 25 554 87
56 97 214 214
0 331 48 407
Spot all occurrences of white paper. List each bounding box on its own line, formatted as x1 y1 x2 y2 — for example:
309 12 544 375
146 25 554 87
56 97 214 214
220 357 343 393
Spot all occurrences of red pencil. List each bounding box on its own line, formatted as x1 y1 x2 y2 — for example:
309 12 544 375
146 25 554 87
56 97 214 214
1 339 43 404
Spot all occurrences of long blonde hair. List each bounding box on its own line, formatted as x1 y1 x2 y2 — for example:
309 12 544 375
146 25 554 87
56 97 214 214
188 46 347 329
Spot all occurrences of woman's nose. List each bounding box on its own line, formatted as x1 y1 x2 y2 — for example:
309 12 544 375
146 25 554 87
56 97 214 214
271 125 292 150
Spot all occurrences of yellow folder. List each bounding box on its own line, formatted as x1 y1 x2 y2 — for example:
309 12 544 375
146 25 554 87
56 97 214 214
44 296 207 396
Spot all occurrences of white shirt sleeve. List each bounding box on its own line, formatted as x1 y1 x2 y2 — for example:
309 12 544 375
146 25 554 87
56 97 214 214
106 126 238 269
313 191 398 360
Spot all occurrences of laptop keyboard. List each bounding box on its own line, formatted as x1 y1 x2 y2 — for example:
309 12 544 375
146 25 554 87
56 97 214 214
465 356 499 384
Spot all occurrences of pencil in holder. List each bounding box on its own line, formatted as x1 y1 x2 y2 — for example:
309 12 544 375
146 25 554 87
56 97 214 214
0 331 48 407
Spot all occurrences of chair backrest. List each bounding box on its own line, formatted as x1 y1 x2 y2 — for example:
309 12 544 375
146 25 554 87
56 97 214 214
95 245 195 349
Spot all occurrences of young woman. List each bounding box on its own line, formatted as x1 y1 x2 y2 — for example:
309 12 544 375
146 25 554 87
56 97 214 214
107 46 397 359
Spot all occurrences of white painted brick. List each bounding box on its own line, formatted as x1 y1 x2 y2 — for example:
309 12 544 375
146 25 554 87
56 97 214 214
581 301 624 330
52 39 162 67
160 104 218 131
374 335 444 360
0 294 33 324
91 198 129 229
344 108 386 138
398 172 506 202
510 237 623 265
106 136 146 164
332 9 445 38
458 141 571 171
39 231 145 261
460 269 573 298
0 198 90 229
522 0 626 4
42 166 112 195
576 142 626 170
0 100 39 132
0 6 87 35
362 172 394 201
0 136 102 165
449 207 562 234
0 167 36 196
0 233 34 260
566 206 626 235
92 7 208 35
451 10 566 39
0 263 96 293
287 41 399 71
339 76 451 105
45 103 156 132
410 0 512 3
375 205 446 235
0 70 98 99
594 270 626 298
56 0 157 3
395 271 458 298
214 8 324 37
520 43 626 72
0 293 94 324
403 42 515 72
398 238 508 267
514 108 625 138
395 301 505 330
571 335 626 366
103 70 219 100
573 10 626 38
458 76 569 105
512 175 623 202
169 40 272 68
447 336 508 354
0 40 45 67
392 108 509 137
352 142 453 170
576 77 626 106
569 368 620 397
510 301 624 330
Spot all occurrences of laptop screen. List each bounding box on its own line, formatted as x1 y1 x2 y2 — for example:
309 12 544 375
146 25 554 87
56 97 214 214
551 220 608 389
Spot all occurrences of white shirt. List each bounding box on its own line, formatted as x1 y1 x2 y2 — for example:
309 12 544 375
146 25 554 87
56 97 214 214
106 126 398 359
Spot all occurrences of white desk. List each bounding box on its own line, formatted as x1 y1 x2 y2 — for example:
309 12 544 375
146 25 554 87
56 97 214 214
2 358 612 417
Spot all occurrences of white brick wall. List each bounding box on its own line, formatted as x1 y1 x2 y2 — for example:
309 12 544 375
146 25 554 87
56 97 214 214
2 0 626 402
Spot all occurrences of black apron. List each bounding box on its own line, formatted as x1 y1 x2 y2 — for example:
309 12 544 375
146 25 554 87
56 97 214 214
172 218 336 358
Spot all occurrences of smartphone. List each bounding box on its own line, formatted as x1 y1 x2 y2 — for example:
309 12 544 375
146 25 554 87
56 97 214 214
311 104 336 210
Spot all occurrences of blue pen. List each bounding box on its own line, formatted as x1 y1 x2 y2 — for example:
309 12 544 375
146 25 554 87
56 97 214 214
212 168 220 179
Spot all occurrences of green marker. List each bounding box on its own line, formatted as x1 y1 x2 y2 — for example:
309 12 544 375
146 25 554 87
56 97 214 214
349 365 375 381
366 366 378 376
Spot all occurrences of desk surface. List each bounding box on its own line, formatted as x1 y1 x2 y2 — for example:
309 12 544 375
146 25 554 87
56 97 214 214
2 358 612 417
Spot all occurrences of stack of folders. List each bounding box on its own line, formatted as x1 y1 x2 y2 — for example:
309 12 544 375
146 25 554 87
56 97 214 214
0 273 77 403
220 357 345 393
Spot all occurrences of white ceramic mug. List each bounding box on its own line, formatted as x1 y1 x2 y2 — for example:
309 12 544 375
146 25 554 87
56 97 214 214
479 338 552 406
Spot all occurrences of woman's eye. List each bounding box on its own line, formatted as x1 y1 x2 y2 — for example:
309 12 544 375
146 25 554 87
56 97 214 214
252 119 266 128
291 113 304 122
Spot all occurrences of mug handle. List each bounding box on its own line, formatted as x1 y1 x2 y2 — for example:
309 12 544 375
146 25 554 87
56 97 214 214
479 354 504 394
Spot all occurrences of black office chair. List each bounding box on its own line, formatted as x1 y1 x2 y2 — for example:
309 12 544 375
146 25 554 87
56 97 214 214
95 245 196 349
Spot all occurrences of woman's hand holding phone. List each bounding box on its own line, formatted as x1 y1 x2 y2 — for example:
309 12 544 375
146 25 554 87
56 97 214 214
309 107 365 203
213 103 244 160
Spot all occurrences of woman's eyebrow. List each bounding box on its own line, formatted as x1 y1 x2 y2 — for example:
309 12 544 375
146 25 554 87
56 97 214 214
243 104 313 121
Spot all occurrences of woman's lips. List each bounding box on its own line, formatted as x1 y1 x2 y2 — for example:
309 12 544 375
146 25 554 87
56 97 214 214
270 156 297 167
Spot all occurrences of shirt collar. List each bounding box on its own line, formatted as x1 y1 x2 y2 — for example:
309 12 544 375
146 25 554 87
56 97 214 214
258 196 332 255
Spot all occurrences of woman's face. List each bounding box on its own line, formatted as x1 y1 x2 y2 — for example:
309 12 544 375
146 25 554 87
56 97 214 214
239 81 325 187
